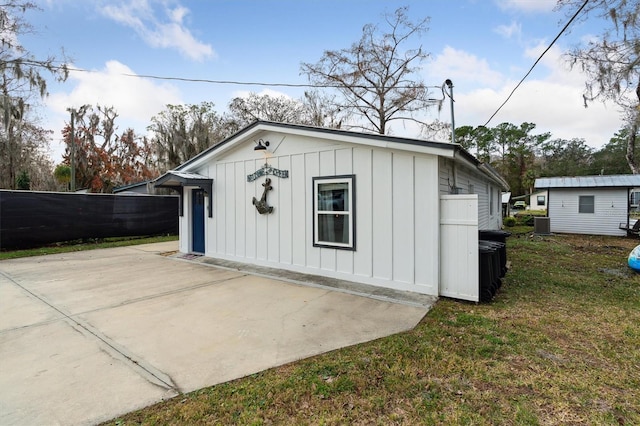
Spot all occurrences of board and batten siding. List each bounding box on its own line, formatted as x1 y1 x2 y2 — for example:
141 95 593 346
438 157 501 230
193 134 441 296
548 188 628 236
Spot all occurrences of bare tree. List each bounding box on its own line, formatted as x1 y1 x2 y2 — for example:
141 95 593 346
148 102 227 171
225 93 307 131
0 1 68 188
301 6 434 134
299 90 346 128
62 105 156 192
558 0 640 173
226 91 349 130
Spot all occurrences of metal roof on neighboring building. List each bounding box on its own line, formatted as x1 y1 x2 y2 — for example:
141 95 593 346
535 174 640 189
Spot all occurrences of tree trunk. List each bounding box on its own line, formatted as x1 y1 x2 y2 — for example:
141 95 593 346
8 122 15 189
627 83 640 174
626 120 639 174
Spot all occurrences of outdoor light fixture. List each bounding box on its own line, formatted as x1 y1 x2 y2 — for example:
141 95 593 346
254 139 270 151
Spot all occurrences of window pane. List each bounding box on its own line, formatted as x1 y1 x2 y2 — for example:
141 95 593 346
313 175 355 250
579 196 594 213
318 213 349 244
318 183 348 211
537 196 545 204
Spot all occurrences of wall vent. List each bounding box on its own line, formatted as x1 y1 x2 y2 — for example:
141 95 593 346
534 217 551 235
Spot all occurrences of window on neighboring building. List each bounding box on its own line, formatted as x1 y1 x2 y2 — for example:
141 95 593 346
578 195 595 213
631 191 640 206
313 175 355 250
537 195 545 205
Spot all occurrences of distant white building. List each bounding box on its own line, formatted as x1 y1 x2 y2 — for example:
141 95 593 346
535 175 640 237
530 190 548 210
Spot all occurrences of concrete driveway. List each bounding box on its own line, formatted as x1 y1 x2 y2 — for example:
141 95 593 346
0 242 430 425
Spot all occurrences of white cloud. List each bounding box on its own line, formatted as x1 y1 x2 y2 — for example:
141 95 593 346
427 46 504 89
494 21 522 39
44 60 183 161
100 1 215 61
458 81 620 148
421 45 622 149
495 0 556 13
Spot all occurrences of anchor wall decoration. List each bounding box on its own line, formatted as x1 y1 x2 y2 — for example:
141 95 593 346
248 162 289 215
253 178 274 214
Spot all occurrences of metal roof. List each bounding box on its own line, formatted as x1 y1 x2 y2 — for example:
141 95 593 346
174 120 510 190
535 174 640 189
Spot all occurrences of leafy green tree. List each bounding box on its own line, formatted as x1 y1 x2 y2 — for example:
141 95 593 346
451 125 495 162
453 125 476 152
15 170 30 190
539 138 593 177
301 6 434 134
54 164 71 190
591 126 639 175
490 122 550 196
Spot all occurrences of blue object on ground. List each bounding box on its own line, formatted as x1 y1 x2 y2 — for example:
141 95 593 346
629 245 640 272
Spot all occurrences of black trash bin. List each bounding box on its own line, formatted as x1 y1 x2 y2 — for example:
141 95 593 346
479 229 511 243
478 244 496 302
480 240 506 278
479 230 511 275
479 240 502 289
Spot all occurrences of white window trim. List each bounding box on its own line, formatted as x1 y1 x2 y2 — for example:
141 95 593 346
312 175 356 250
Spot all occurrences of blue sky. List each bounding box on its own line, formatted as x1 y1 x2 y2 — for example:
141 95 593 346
24 0 622 162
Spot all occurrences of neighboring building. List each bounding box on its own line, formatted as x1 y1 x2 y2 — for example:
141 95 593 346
535 175 640 236
501 192 511 217
530 190 548 210
155 121 508 301
113 181 153 195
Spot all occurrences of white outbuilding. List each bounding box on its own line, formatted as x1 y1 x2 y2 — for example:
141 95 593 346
535 174 640 236
155 121 509 301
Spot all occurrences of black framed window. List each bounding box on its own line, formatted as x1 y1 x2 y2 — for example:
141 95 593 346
313 175 355 250
578 195 594 213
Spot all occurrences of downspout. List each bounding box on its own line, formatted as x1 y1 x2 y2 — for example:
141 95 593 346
452 161 458 193
627 188 631 229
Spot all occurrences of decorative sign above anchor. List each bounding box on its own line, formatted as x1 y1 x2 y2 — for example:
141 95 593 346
248 163 289 215
247 163 289 182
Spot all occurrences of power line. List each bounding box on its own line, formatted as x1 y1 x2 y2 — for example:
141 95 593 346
482 0 589 127
18 59 445 91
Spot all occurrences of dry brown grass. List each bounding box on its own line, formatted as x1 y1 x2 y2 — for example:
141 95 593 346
108 233 640 425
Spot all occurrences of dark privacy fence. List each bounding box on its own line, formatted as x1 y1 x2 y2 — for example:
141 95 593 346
0 190 178 250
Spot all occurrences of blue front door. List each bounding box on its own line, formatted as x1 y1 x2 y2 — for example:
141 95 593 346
192 189 205 253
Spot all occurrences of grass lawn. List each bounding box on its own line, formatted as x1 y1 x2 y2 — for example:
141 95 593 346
0 235 178 260
104 232 640 425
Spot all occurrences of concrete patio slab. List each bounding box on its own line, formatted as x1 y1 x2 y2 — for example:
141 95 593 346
0 241 432 425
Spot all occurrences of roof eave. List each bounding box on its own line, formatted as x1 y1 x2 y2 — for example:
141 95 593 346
178 121 464 172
